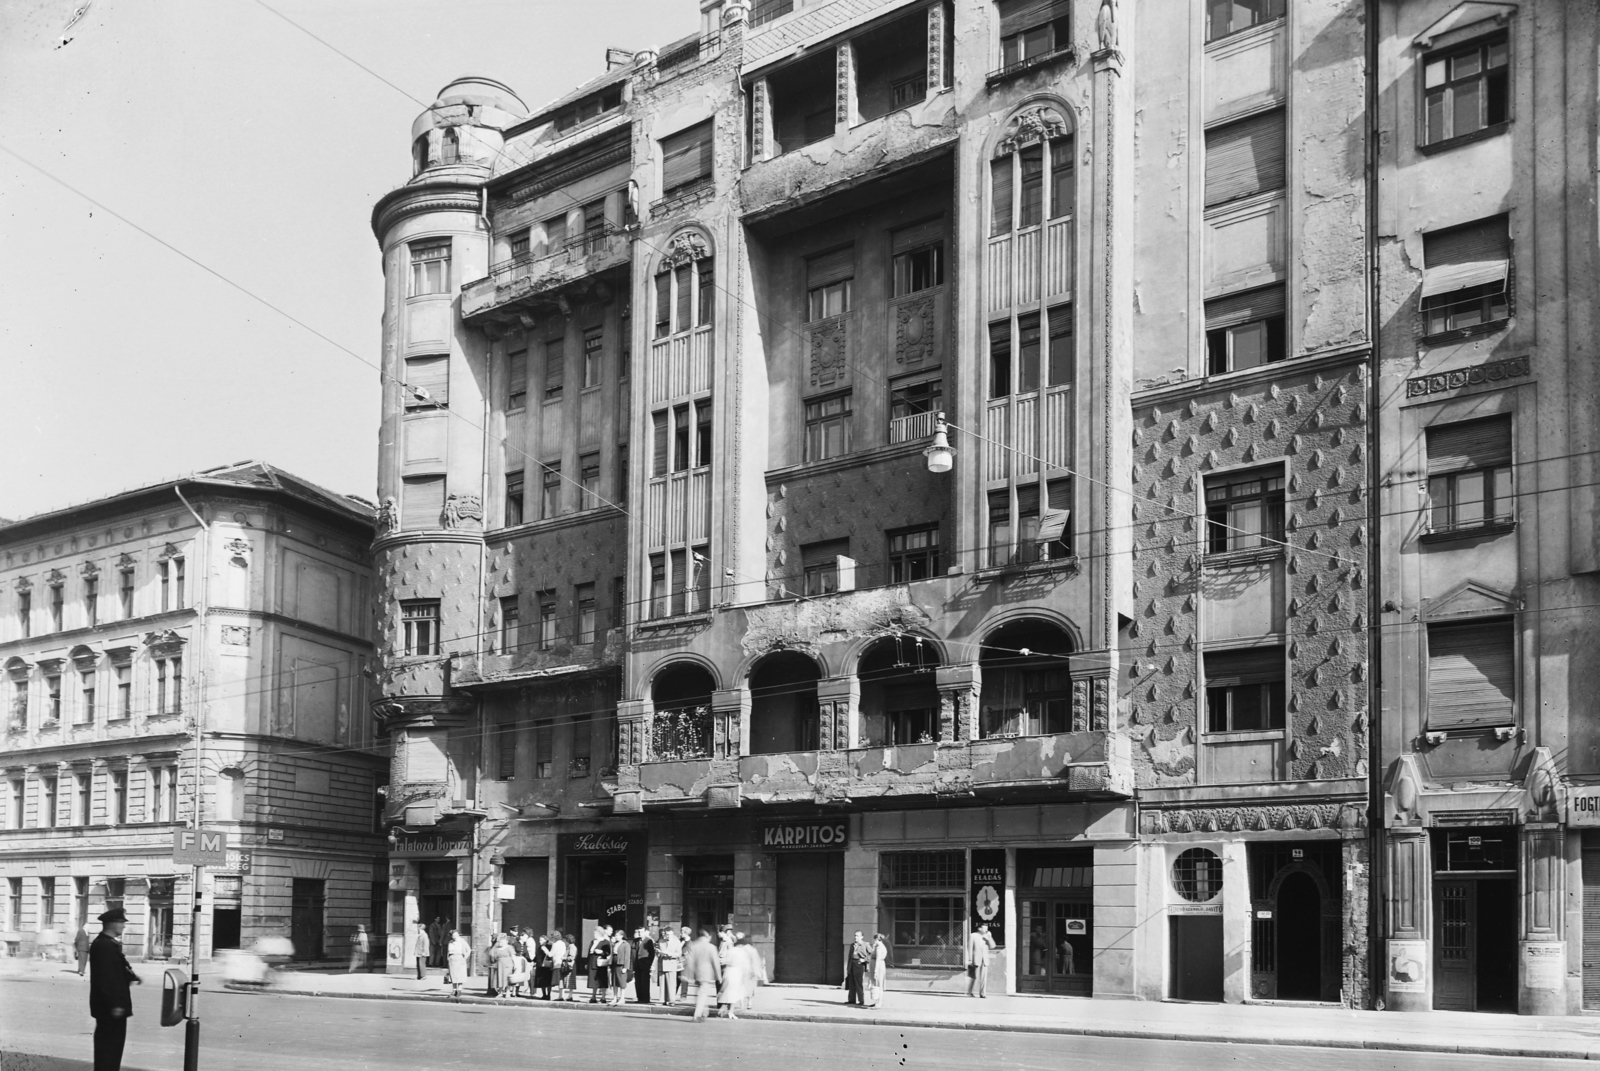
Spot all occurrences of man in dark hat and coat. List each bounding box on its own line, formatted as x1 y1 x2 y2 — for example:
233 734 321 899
88 907 141 1071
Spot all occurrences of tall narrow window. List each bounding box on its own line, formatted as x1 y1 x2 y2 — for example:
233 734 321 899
538 592 557 650
544 337 565 400
11 679 27 729
989 321 1012 398
611 576 627 632
696 402 713 469
408 241 451 297
570 714 592 777
509 230 530 259
174 559 186 608
83 577 98 627
495 718 516 781
690 547 710 612
1047 305 1073 385
1018 145 1044 229
617 445 629 505
49 585 63 631
500 596 519 654
45 675 61 723
110 770 127 825
697 258 715 326
78 671 95 725
654 272 672 338
1017 313 1042 394
649 555 667 617
576 583 597 644
988 490 1012 568
990 156 1013 236
582 328 603 389
670 549 689 615
533 721 555 779
1427 417 1514 533
1049 136 1075 218
7 779 21 829
504 471 525 527
119 570 134 619
507 350 528 410
16 590 29 638
42 775 58 828
440 127 459 165
541 464 562 519
543 213 568 254
675 264 692 333
159 560 171 611
155 659 167 715
400 600 440 657
74 773 90 825
1422 35 1509 147
114 664 131 719
580 453 602 509
1205 109 1287 208
582 198 606 251
672 404 691 472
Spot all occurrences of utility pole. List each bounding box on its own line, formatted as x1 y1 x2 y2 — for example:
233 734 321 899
175 486 209 1071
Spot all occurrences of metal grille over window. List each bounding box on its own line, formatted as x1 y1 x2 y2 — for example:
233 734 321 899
1426 618 1515 730
881 851 965 891
1172 848 1223 902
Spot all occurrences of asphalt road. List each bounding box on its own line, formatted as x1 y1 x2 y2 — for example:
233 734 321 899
0 968 1581 1071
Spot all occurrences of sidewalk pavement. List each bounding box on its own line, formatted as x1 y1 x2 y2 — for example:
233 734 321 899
210 963 1600 1061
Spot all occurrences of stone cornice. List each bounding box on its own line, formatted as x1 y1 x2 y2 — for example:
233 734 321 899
371 529 486 555
371 179 486 243
1132 345 1371 407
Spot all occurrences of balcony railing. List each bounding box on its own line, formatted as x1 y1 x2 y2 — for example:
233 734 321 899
656 32 722 73
888 410 937 445
651 705 713 761
488 225 626 280
986 45 1081 85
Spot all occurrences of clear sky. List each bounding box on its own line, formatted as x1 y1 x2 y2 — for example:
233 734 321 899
0 0 696 519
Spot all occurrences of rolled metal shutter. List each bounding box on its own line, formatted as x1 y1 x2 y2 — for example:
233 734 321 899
661 121 713 193
892 217 945 254
806 246 855 288
405 355 450 406
1204 284 1286 331
1421 216 1509 301
1583 841 1600 1009
997 0 1071 37
1426 619 1515 730
1203 647 1285 688
400 475 446 530
1426 416 1512 472
1204 108 1286 208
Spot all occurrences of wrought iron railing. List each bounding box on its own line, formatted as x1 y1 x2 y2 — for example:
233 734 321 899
650 705 713 761
486 224 627 280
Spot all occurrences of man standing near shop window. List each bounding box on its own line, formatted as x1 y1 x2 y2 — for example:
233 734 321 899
966 922 996 998
88 906 141 1071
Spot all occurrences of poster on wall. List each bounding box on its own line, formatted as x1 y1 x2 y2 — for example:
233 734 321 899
1387 939 1427 993
970 848 1006 948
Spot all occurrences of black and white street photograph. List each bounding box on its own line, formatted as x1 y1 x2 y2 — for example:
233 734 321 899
0 0 1595 1068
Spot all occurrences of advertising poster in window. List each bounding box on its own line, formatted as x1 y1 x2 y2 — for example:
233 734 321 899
970 848 1006 947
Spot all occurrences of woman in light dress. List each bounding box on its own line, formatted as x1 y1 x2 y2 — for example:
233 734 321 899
445 929 471 1001
869 933 889 1007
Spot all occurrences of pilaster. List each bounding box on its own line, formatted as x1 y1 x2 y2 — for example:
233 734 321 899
711 687 750 758
1520 823 1566 1015
935 663 980 742
816 675 859 750
751 78 773 163
1384 827 1430 1012
835 42 858 133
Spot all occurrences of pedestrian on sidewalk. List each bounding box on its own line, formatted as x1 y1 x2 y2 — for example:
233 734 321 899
445 929 471 1001
844 931 870 1005
486 933 514 997
509 935 532 998
656 926 682 1005
868 933 889 1007
88 906 141 1071
428 917 446 968
966 923 995 999
74 923 92 976
734 933 765 1013
587 925 612 1004
560 933 579 1001
678 926 693 1001
534 934 553 999
348 925 370 973
632 927 656 1005
413 922 431 981
685 927 722 1023
716 931 749 1019
610 929 631 1005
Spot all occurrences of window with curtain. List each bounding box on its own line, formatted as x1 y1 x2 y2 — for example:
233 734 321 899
1205 467 1285 553
801 539 849 597
1204 647 1286 731
1205 285 1286 373
804 393 852 462
1205 107 1286 209
408 241 451 297
1427 618 1515 730
1426 416 1513 533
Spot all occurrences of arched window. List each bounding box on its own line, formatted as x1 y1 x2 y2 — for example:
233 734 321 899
978 619 1074 738
857 636 941 746
412 134 429 175
749 652 822 755
440 127 459 165
651 663 716 760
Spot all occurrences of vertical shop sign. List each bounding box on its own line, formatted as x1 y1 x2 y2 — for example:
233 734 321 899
971 848 1006 947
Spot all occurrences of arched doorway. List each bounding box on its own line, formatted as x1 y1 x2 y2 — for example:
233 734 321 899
857 635 940 746
749 651 822 755
977 619 1074 738
651 663 715 760
1275 872 1322 1000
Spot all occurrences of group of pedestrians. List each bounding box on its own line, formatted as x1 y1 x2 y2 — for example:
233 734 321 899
843 931 890 1007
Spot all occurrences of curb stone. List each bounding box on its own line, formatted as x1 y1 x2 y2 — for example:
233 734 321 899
221 983 1598 1061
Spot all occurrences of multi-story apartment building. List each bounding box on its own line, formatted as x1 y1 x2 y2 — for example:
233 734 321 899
1373 1 1600 1016
367 0 1400 1011
0 463 383 962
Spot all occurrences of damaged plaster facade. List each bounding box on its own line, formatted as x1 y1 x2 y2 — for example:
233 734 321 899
363 0 1599 1013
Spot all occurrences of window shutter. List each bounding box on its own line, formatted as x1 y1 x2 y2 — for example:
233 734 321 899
1204 647 1285 688
1204 109 1286 208
991 156 1013 235
997 0 1071 37
1204 284 1287 330
1427 619 1515 730
1421 216 1510 301
405 355 450 406
661 121 713 192
507 351 527 399
545 339 565 393
1583 849 1600 1007
1426 416 1512 471
802 539 849 569
806 246 855 288
892 218 945 254
401 476 446 530
652 411 669 476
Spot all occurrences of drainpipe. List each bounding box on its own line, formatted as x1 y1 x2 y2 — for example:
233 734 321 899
1363 0 1386 1011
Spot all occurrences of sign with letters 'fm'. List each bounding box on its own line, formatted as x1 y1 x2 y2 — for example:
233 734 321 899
172 829 229 866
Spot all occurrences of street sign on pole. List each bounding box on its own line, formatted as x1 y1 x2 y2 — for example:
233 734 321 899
172 829 228 866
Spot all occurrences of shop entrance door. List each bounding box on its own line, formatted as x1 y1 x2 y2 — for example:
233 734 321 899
1169 916 1224 1002
1433 877 1517 1012
419 861 458 936
682 857 735 935
1019 899 1092 995
775 852 844 984
290 879 325 961
500 858 549 935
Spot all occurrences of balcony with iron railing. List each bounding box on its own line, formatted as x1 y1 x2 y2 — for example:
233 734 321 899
654 32 724 78
888 409 938 445
461 225 632 322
